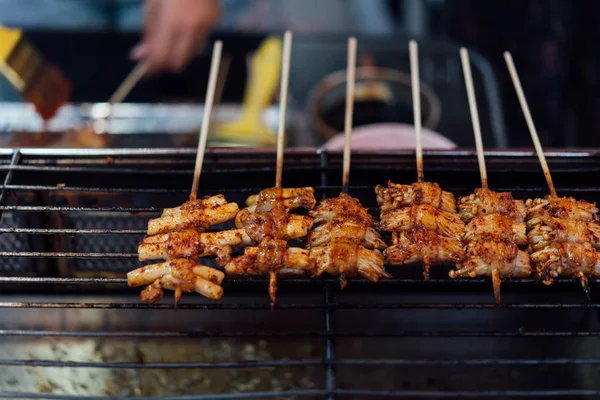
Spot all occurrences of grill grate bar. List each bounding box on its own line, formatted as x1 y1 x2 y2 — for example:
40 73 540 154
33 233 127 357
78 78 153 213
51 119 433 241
0 205 161 212
2 329 600 338
3 389 600 399
6 183 600 194
3 358 600 369
0 329 326 338
0 275 593 286
0 228 146 234
0 389 330 400
0 359 324 369
0 301 595 310
0 251 138 258
335 389 600 398
0 164 320 175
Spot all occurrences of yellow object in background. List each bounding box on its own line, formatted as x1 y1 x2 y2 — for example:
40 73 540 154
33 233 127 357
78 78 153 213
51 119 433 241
211 36 283 147
0 25 70 120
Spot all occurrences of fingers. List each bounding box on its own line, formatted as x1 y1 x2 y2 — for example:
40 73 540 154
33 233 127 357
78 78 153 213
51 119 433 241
135 0 220 75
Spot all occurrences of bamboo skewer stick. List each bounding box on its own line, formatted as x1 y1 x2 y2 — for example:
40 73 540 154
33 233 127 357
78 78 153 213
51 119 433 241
505 52 590 297
269 30 293 308
461 47 500 302
108 63 149 105
504 51 556 197
342 37 357 193
409 40 430 280
409 40 424 182
275 30 293 189
190 41 223 200
460 48 488 189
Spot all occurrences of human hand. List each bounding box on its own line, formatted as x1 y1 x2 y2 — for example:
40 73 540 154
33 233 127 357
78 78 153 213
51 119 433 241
131 0 220 75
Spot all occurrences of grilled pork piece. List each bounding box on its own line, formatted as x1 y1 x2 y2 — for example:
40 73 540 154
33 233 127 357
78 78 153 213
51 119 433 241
310 242 389 285
527 217 593 252
225 238 314 306
148 202 239 236
386 227 465 266
379 204 465 242
235 207 314 243
309 192 374 225
458 188 526 223
224 238 313 276
245 187 316 212
306 220 386 250
463 214 527 246
127 259 224 304
138 229 252 265
450 240 531 303
376 181 457 213
526 196 598 223
531 242 600 286
161 195 228 216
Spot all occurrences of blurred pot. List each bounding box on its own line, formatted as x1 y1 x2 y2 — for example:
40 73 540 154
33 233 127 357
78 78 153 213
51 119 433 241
307 66 441 140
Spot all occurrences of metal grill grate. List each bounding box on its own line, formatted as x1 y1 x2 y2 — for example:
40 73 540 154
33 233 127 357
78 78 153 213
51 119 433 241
1 148 600 399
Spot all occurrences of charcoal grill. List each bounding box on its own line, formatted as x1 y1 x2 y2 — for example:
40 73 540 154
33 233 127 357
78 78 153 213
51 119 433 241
1 147 600 399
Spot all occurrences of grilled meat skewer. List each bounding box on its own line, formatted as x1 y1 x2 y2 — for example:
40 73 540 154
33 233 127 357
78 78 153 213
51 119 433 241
307 192 388 286
227 187 317 305
128 259 224 304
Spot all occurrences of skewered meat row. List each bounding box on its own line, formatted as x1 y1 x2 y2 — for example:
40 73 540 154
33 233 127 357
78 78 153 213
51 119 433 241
128 259 225 303
451 188 532 303
377 181 464 279
307 193 386 250
306 193 388 287
526 195 600 287
131 195 241 304
231 187 316 305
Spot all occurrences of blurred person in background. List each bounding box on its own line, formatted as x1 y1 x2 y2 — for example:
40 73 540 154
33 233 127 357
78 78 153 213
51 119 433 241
0 0 398 98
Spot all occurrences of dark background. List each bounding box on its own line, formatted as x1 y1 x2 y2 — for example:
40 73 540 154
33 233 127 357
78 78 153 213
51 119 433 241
18 0 600 148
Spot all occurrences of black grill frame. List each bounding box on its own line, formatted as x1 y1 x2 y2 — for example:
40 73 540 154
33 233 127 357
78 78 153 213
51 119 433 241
2 148 600 399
